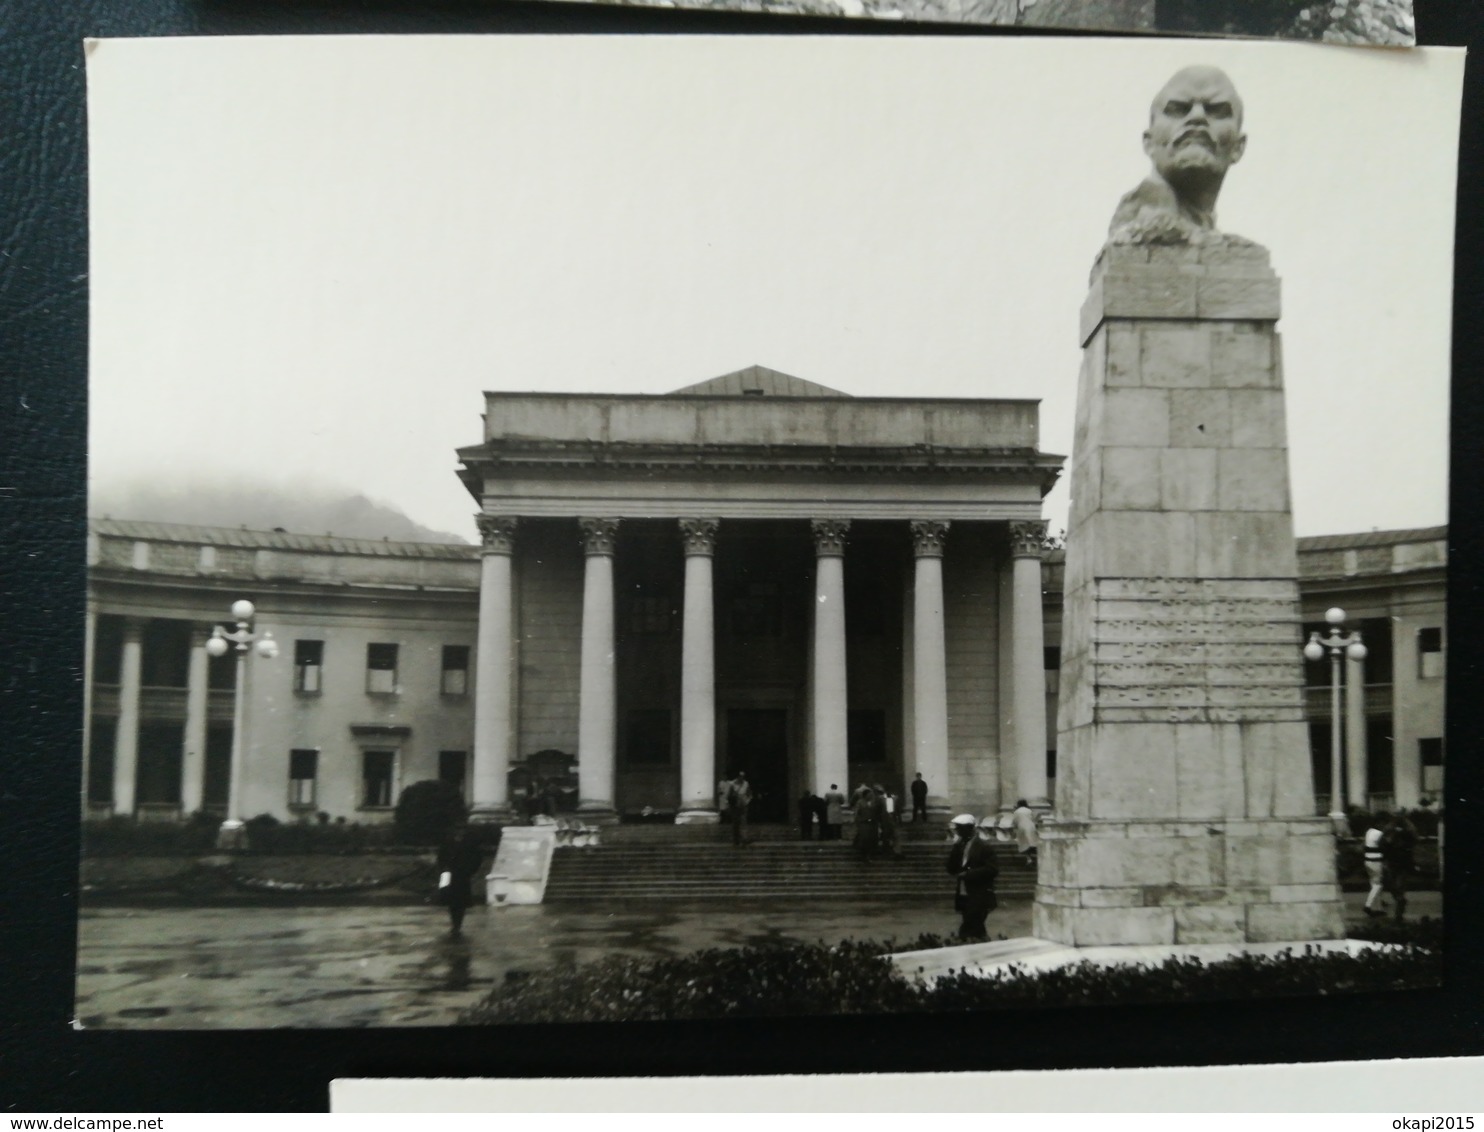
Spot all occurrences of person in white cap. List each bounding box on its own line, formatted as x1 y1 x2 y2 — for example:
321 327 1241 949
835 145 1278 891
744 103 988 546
945 814 999 941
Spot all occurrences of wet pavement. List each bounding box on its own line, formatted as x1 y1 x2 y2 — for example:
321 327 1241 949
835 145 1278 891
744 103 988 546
74 891 1437 1029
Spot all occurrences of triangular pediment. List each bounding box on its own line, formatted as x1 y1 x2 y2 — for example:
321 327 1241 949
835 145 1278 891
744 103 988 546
669 365 850 398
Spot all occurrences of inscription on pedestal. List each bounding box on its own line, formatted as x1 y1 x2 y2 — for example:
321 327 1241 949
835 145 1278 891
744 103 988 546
1091 578 1304 723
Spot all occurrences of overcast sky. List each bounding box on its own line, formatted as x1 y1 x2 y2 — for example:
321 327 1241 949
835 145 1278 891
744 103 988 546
86 35 1463 542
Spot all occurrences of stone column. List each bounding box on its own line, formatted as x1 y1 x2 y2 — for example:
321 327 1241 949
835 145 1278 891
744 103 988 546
810 520 850 795
112 616 145 816
180 624 211 814
577 518 619 819
1008 520 1052 810
1034 240 1343 947
1345 646 1368 809
909 520 951 815
677 519 720 823
471 515 517 822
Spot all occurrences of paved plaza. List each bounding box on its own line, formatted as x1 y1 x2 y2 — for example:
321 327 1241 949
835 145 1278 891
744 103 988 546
73 892 1438 1029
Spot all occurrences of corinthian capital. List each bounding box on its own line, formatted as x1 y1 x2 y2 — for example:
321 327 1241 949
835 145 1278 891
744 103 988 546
1008 519 1049 559
679 518 720 557
909 520 950 558
810 519 851 557
476 515 517 555
579 517 620 556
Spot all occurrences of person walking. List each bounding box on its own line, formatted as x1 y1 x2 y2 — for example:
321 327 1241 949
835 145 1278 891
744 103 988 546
910 773 929 825
875 785 904 859
945 814 999 941
1011 799 1040 863
1362 814 1386 917
1381 809 1418 922
824 784 846 841
728 771 753 847
435 819 487 938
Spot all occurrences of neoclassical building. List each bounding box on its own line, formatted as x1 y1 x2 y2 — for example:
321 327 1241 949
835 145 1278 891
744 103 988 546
82 370 1448 826
453 367 1063 822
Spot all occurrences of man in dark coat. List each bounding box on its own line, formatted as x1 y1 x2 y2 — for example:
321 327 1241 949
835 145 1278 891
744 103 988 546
1381 809 1419 922
946 814 999 941
435 820 487 937
853 788 880 861
910 773 929 825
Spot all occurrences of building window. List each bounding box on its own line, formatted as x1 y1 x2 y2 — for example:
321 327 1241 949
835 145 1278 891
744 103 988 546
1418 627 1444 679
1046 747 1057 781
624 709 672 765
93 616 123 685
731 582 782 638
439 750 469 795
87 718 117 805
294 640 324 694
1359 617 1393 684
289 749 318 808
141 620 191 688
366 643 399 695
628 594 673 636
441 645 470 696
361 749 396 808
1420 737 1444 795
847 709 887 766
1044 645 1061 696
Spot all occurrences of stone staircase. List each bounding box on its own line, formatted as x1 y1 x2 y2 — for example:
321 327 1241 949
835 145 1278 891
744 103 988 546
543 833 1039 902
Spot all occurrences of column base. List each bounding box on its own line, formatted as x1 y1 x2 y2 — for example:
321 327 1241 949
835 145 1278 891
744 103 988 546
675 808 720 825
469 803 516 825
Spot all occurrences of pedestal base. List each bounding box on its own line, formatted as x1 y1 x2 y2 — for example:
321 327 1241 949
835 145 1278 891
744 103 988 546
485 824 558 906
675 809 720 825
1032 817 1345 946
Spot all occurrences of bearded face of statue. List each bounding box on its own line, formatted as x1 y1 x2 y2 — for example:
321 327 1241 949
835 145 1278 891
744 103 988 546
1143 66 1247 188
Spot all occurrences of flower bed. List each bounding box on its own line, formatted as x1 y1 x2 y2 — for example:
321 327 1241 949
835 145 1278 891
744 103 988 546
460 923 1441 1025
78 853 439 900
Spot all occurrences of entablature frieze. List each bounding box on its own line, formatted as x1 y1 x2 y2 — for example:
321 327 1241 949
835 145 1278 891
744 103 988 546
461 439 1063 482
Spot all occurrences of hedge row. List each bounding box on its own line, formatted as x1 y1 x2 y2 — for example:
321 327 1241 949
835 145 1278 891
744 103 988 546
82 813 503 857
462 921 1442 1025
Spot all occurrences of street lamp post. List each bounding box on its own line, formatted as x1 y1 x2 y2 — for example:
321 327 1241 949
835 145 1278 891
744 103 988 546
204 599 278 844
1303 606 1367 836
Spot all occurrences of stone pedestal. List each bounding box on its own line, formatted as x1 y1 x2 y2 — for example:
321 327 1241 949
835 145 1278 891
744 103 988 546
1033 240 1345 947
486 824 558 906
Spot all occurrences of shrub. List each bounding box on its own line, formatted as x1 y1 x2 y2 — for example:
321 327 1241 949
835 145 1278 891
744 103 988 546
82 816 218 857
394 779 469 845
461 931 1440 1025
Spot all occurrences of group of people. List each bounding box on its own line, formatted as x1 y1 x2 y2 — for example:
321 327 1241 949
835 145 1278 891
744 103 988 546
1361 809 1420 922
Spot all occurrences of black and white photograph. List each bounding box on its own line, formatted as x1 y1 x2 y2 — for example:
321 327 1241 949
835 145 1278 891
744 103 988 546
76 33 1459 1033
478 1 1417 45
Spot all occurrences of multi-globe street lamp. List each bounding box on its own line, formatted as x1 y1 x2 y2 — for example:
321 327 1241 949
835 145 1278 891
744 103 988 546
1303 606 1367 834
204 599 278 841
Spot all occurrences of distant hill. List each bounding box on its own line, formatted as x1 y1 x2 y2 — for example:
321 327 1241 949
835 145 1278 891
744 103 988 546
88 481 470 545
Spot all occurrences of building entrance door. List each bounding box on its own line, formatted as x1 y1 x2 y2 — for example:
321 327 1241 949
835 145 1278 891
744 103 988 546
725 708 789 823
